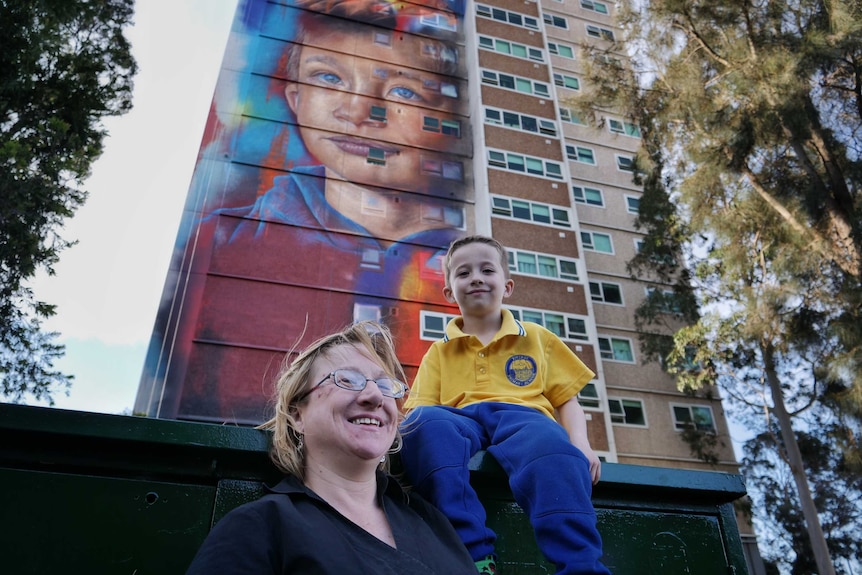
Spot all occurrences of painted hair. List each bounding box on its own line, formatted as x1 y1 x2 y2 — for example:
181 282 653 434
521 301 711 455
443 234 510 288
259 321 406 478
282 0 460 82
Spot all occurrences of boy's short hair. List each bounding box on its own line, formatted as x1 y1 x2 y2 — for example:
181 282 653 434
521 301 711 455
444 235 509 286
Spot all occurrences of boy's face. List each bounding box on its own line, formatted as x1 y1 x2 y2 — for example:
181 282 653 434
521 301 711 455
443 242 514 315
284 30 460 192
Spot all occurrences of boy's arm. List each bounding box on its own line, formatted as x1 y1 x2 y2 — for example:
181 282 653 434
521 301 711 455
403 345 443 412
556 398 601 485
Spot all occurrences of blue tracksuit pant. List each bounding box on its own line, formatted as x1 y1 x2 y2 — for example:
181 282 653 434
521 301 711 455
400 402 610 575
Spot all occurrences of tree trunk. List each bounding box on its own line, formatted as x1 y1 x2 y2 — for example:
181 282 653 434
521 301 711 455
762 341 836 575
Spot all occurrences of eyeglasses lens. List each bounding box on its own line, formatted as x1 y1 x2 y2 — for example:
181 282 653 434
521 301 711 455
333 370 404 398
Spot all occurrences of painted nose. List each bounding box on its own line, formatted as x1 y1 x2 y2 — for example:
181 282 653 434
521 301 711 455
334 93 382 127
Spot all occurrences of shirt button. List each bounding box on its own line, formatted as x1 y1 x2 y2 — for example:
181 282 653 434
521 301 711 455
480 368 486 373
478 352 485 358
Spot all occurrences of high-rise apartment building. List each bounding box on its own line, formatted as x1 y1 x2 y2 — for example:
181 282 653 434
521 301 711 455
136 0 760 568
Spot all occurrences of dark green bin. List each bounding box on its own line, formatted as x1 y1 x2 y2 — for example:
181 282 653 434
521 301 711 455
0 403 748 574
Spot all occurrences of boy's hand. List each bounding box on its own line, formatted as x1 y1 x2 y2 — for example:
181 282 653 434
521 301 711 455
557 398 602 485
574 440 601 485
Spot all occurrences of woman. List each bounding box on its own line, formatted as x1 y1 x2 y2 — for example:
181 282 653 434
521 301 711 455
185 322 476 574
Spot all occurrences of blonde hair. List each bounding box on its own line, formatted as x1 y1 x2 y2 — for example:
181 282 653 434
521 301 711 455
259 321 406 479
443 234 510 288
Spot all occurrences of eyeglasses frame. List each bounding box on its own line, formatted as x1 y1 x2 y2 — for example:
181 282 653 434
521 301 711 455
296 369 407 403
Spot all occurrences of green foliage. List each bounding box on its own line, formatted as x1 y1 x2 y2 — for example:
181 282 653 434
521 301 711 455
575 0 861 568
0 0 137 402
743 425 862 573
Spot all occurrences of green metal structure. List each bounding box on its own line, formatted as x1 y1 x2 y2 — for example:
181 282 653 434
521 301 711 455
0 403 749 574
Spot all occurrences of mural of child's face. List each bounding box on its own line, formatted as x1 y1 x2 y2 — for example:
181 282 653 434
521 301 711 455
284 30 461 193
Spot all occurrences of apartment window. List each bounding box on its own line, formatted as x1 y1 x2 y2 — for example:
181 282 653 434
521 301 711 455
609 118 641 137
646 287 683 314
553 73 580 90
572 185 604 206
586 24 615 41
492 195 572 228
626 196 640 214
581 231 613 253
367 147 386 165
581 0 609 14
578 383 601 409
418 11 456 30
559 107 585 125
479 35 544 62
487 149 563 180
598 336 634 362
590 281 623 304
476 4 539 30
441 120 461 137
481 69 550 98
421 115 461 138
548 42 575 59
354 303 382 323
484 107 557 138
421 159 464 181
566 145 596 165
420 311 459 340
617 155 636 172
508 249 579 281
509 307 589 340
544 13 568 28
370 105 387 122
672 404 716 432
609 398 646 426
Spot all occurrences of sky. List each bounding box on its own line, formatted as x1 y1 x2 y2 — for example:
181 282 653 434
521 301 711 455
25 1 239 414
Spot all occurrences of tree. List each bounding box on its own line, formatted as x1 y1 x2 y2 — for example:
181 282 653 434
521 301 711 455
743 423 862 573
573 0 862 573
0 0 137 403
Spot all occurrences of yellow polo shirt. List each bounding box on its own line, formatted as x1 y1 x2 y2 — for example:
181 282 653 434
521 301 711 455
405 310 595 420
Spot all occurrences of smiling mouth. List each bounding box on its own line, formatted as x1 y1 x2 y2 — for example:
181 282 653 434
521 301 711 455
327 136 401 158
349 417 383 427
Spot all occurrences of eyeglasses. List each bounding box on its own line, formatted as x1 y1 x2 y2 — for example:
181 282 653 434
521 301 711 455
297 369 408 402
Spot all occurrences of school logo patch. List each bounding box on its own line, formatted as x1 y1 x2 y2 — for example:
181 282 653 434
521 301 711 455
506 355 537 387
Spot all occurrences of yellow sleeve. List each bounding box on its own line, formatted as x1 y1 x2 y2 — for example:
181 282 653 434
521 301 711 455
403 343 443 410
543 334 595 408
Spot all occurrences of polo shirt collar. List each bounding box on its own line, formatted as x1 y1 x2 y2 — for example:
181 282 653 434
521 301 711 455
443 309 526 342
266 470 408 504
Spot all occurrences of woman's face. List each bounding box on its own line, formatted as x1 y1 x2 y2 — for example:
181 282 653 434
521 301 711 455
295 343 399 468
284 30 461 192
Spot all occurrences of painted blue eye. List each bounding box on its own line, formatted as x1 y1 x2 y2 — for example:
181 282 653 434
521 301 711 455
312 72 344 87
389 86 424 102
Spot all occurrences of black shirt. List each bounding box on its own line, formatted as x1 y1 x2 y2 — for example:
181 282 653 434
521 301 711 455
185 472 476 574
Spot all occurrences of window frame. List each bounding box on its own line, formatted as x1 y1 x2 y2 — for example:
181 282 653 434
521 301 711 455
586 23 615 41
479 34 545 62
670 403 717 433
481 69 550 98
589 281 623 305
566 144 596 165
597 335 635 363
572 185 604 207
486 149 564 180
581 230 614 253
491 194 572 229
484 106 558 138
548 41 575 59
507 248 580 282
420 310 460 340
608 397 647 426
508 306 590 341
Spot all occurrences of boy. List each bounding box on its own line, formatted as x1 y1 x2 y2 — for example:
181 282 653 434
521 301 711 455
401 235 610 575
